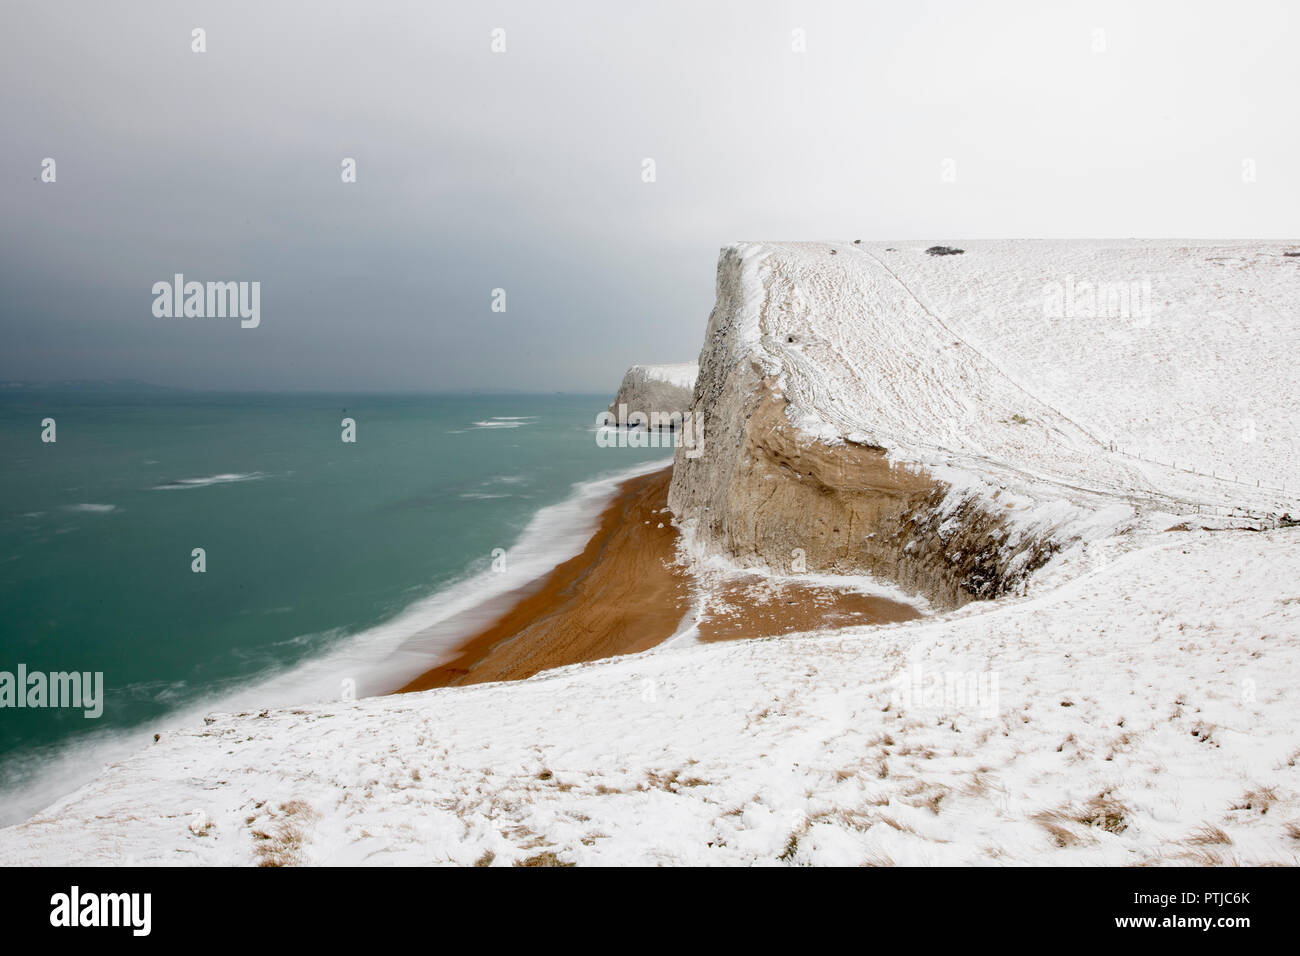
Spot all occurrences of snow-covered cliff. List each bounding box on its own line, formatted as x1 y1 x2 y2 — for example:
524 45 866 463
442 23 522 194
669 240 1300 606
606 363 697 424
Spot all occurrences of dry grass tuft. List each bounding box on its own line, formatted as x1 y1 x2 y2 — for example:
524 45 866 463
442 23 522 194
642 768 709 792
1230 786 1277 815
1034 792 1130 848
878 815 916 834
1033 813 1083 849
514 851 574 867
1187 824 1232 846
251 799 317 867
778 831 802 863
1077 794 1129 834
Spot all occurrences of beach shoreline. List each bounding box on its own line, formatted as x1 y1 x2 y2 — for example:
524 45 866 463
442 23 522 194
396 464 924 692
397 466 689 691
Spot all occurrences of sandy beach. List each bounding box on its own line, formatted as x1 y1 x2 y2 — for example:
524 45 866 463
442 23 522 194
398 467 690 690
398 464 921 692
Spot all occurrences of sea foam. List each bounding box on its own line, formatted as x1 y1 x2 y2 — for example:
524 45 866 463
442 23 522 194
152 472 266 490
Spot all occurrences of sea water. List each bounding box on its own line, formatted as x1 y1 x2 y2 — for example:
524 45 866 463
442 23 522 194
0 388 670 822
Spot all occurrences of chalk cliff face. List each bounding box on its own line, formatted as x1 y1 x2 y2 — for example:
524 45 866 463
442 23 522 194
669 374 1056 608
667 245 1054 608
606 363 697 425
669 240 1300 607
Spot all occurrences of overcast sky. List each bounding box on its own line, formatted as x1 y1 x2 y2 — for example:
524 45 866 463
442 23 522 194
2 0 1297 392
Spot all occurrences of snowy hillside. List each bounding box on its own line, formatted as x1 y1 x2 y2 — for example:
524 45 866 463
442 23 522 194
1 527 1296 866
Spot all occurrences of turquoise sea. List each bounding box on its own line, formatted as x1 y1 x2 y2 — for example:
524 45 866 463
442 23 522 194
0 389 671 822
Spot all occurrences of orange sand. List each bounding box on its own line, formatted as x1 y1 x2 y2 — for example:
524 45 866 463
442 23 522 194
696 577 921 641
398 467 688 690
397 466 922 693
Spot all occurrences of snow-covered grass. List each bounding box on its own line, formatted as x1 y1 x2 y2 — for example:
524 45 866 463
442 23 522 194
2 527 1296 866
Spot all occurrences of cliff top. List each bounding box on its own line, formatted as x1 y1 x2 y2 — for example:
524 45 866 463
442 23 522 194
702 239 1300 517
